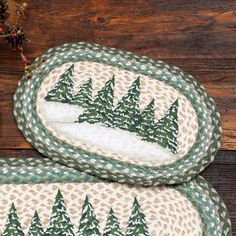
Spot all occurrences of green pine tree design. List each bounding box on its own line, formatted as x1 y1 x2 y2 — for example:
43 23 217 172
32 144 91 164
28 211 44 236
44 66 180 153
77 196 101 236
44 190 76 236
103 208 123 236
2 203 24 236
145 99 179 153
45 64 75 103
71 78 92 108
137 99 155 138
125 198 150 236
76 76 115 126
112 77 140 132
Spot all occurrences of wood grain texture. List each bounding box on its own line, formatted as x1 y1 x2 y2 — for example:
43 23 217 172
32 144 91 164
0 0 235 149
0 0 235 232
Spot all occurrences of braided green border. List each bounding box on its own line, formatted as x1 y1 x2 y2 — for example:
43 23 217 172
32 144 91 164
195 176 232 236
0 157 231 236
0 157 102 184
13 42 221 186
13 42 220 184
175 176 232 236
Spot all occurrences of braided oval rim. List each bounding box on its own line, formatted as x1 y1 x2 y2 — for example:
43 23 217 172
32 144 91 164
16 47 212 170
0 157 232 236
13 43 220 185
13 42 221 186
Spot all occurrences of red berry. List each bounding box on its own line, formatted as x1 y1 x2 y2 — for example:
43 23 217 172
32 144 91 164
22 58 28 63
26 60 31 65
11 33 17 39
0 27 4 34
18 47 23 52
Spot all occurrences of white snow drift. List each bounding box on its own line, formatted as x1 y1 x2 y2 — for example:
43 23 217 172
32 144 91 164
39 101 176 166
38 102 85 123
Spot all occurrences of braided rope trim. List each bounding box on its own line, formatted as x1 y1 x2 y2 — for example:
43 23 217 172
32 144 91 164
14 43 219 184
0 157 232 235
13 42 221 186
195 176 232 236
175 176 232 236
0 157 102 184
14 43 221 185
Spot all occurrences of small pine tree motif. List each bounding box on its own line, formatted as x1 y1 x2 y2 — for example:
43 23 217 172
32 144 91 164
44 190 76 236
45 64 75 103
125 198 150 236
76 76 115 126
103 208 123 236
71 78 92 108
28 211 44 236
112 77 140 132
77 196 101 236
145 99 179 153
137 99 155 138
2 203 24 236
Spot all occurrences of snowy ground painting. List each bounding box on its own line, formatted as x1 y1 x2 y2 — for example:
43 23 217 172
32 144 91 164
39 102 85 123
39 102 176 166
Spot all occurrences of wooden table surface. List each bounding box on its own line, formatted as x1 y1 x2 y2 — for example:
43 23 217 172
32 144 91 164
0 0 235 233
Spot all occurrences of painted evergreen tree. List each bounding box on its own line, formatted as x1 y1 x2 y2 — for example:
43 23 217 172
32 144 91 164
125 198 150 236
76 76 115 126
45 64 75 103
112 77 140 132
71 78 92 108
28 211 44 236
2 203 24 236
44 190 76 236
103 208 123 236
145 99 179 153
137 99 155 138
77 196 101 236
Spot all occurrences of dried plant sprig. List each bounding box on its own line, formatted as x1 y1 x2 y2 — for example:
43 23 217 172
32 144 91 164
0 0 32 77
0 0 9 23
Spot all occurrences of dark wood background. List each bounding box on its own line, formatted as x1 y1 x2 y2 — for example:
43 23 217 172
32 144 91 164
0 0 235 233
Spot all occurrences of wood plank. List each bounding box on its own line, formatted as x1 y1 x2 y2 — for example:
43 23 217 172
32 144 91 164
0 0 235 233
0 0 235 66
0 95 32 149
0 149 39 158
202 154 236 235
1 59 235 95
0 149 235 163
0 0 235 149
